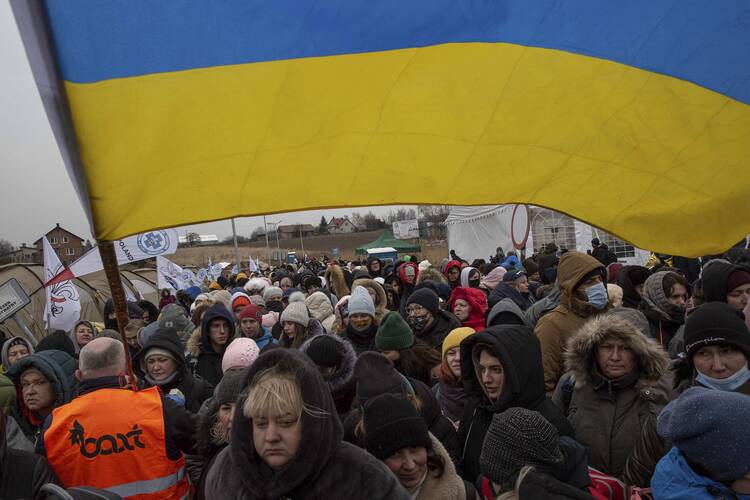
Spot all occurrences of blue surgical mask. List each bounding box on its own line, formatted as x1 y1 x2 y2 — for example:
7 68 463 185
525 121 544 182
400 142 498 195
585 282 608 310
696 363 750 392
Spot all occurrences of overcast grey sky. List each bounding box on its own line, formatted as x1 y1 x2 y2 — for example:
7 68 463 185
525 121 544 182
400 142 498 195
0 3 408 247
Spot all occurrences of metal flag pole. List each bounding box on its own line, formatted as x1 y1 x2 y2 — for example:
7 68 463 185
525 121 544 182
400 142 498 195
263 215 271 268
98 240 136 386
231 218 241 271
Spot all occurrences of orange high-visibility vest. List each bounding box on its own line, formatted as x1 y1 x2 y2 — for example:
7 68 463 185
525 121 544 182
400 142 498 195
45 386 189 500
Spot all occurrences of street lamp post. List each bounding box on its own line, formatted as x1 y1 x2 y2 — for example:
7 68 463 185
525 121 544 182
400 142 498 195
274 220 283 266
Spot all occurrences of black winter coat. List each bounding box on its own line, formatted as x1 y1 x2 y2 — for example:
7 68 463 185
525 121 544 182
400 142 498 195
205 349 408 499
0 412 58 500
702 261 748 302
135 329 214 413
458 326 575 483
187 304 236 386
417 310 461 349
488 282 534 311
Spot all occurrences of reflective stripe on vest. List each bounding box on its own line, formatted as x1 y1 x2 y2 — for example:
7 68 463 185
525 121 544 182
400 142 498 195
45 386 189 500
104 466 186 498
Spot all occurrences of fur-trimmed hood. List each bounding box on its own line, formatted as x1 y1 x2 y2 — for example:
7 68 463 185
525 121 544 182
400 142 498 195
187 328 203 358
416 267 449 286
325 264 350 299
351 278 387 319
564 314 670 390
300 333 357 394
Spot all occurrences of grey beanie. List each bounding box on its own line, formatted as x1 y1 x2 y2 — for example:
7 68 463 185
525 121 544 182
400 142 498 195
348 286 375 317
263 286 283 301
280 302 310 327
2 337 34 369
480 407 564 489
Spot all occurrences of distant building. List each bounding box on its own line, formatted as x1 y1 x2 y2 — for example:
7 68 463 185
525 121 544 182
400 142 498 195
277 224 316 240
0 244 41 265
178 234 219 246
34 223 85 266
327 217 356 234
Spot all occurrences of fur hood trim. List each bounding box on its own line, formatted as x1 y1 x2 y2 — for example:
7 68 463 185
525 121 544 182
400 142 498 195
299 333 357 393
325 264 350 298
417 267 449 286
564 314 669 390
187 328 202 358
351 278 387 317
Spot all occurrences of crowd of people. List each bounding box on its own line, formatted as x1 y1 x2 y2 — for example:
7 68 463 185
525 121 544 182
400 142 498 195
1 240 750 499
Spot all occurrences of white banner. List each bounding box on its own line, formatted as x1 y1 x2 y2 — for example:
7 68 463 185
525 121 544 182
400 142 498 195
43 236 81 332
157 255 184 292
393 219 420 239
45 228 180 287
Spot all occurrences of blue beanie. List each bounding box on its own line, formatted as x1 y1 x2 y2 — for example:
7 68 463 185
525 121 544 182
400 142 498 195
657 387 750 481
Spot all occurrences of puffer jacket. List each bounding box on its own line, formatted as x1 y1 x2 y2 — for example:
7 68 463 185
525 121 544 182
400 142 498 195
135 329 214 413
204 349 409 499
638 271 685 348
0 412 59 500
187 304 236 386
459 326 574 483
352 278 388 322
8 350 77 446
553 314 672 487
300 333 358 416
304 291 336 333
651 447 750 499
534 252 607 394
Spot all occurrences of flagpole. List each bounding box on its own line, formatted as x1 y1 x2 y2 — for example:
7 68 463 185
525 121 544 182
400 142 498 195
263 215 270 268
231 218 241 271
98 240 136 386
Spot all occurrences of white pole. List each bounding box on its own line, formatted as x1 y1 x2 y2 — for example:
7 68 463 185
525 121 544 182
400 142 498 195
263 215 271 267
231 218 241 270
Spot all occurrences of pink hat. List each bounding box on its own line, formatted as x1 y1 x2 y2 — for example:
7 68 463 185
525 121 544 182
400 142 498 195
221 338 260 373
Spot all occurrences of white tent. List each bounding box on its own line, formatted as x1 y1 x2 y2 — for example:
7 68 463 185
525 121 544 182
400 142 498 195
444 205 649 265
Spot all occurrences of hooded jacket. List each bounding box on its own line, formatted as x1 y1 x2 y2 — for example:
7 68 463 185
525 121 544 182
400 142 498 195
458 326 574 483
553 314 672 486
325 264 351 300
651 447 750 500
487 298 531 328
366 257 383 278
534 252 607 394
701 260 747 303
187 304 236 386
204 349 409 499
352 278 388 322
0 374 15 415
68 320 98 354
413 434 469 500
525 282 562 328
299 333 358 416
638 271 685 348
135 329 214 413
0 412 59 500
8 350 77 446
449 287 487 331
1 336 34 370
616 266 650 309
488 281 534 311
304 291 336 333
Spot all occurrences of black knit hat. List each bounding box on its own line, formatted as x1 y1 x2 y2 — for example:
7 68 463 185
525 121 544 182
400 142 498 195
363 393 431 459
305 335 342 368
480 407 564 489
406 288 440 316
353 352 409 404
683 301 750 363
215 371 246 406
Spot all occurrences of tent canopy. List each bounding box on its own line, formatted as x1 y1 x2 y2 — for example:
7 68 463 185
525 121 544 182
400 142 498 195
356 229 421 256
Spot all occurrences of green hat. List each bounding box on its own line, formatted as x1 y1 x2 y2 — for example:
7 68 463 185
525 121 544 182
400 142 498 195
375 312 415 351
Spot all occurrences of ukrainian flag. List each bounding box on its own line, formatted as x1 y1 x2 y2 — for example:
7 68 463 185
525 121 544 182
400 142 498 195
16 1 750 256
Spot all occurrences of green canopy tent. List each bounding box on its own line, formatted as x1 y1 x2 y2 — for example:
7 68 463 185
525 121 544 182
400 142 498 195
355 228 421 256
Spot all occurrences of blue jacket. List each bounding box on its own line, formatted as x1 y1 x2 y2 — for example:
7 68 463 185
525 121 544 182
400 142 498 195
255 327 278 351
652 448 750 500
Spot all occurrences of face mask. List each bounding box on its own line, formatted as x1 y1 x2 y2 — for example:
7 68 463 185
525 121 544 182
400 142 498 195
468 278 481 288
696 363 750 392
584 282 608 310
266 300 283 313
350 317 372 331
408 316 428 332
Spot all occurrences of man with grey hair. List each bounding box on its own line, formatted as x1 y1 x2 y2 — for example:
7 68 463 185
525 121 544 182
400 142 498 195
38 338 196 498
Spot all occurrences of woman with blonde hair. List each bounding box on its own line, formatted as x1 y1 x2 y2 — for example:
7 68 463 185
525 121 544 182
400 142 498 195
204 349 408 499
